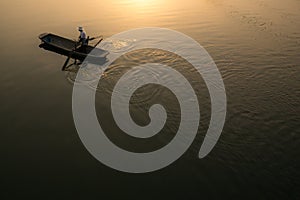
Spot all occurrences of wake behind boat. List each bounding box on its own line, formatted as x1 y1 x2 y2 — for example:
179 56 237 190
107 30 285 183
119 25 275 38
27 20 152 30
39 33 109 70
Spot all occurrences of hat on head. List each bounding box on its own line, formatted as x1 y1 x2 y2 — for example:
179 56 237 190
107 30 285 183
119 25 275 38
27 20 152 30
78 26 83 31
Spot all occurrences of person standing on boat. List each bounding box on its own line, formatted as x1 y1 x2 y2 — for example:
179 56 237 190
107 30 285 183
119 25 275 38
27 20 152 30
78 26 87 46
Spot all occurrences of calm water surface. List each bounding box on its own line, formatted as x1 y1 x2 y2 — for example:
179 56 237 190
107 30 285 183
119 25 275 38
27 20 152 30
0 0 299 199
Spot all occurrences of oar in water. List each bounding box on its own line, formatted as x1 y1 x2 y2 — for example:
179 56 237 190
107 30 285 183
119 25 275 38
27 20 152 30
88 35 103 41
94 38 103 47
62 41 78 71
62 56 71 71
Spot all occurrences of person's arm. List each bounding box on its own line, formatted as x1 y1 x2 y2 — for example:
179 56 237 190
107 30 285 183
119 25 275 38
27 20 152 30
78 32 84 40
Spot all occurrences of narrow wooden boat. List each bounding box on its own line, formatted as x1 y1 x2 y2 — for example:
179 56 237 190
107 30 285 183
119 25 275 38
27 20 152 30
39 33 109 69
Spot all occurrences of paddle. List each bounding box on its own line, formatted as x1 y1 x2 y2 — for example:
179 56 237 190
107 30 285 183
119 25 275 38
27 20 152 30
94 38 103 47
62 41 77 71
88 35 103 41
62 56 71 71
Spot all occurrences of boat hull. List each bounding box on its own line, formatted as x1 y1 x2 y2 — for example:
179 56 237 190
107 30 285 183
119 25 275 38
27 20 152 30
39 33 108 63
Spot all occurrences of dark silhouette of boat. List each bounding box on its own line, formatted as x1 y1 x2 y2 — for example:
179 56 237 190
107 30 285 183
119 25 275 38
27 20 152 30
39 33 108 70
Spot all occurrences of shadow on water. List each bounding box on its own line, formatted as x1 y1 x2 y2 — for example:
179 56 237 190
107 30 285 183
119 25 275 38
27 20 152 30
39 41 109 85
39 41 109 70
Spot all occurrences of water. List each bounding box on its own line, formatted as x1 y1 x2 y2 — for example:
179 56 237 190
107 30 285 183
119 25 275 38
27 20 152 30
1 0 299 198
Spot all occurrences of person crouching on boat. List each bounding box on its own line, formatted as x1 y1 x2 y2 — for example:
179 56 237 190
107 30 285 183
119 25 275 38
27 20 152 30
78 26 87 46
